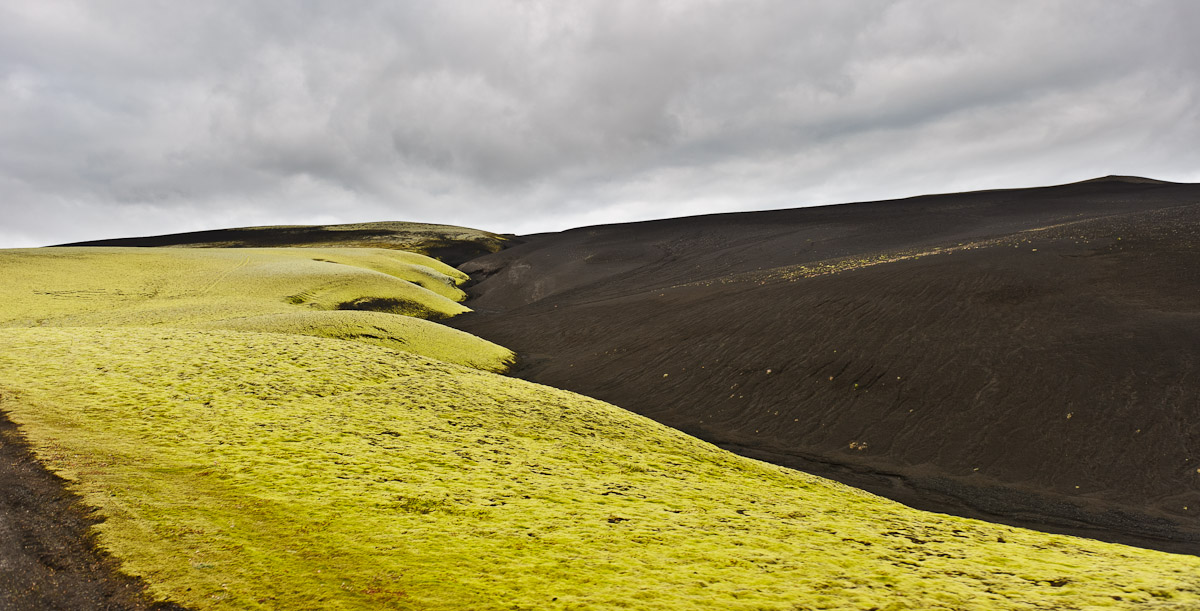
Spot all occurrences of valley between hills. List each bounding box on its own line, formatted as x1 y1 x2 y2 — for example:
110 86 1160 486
2 176 1198 609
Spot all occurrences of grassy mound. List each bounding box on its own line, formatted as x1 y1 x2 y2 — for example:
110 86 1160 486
2 326 1200 609
0 247 510 371
201 311 508 373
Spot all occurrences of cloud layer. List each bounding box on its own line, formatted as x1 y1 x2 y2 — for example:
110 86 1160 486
2 1 1198 246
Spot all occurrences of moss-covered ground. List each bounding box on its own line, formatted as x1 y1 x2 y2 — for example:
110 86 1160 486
0 247 511 372
1 247 1199 609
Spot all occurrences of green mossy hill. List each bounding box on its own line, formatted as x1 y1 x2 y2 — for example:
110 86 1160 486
2 326 1199 610
57 221 511 266
0 247 511 372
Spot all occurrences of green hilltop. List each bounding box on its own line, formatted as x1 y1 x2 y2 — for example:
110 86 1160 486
56 221 512 266
0 241 1198 609
0 247 511 372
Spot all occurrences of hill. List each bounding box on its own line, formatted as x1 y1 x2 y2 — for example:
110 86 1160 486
449 176 1200 554
5 325 1200 609
0 247 512 372
55 221 513 266
3 189 1200 608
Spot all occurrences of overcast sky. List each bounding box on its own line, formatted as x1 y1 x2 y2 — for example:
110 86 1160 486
2 1 1198 247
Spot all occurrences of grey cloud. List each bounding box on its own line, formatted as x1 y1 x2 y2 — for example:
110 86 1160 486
2 0 1198 246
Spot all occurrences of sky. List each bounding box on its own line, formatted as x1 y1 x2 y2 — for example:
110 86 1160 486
2 1 1198 247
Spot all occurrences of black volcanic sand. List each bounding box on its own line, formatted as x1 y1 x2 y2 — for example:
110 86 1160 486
0 410 186 610
449 177 1200 555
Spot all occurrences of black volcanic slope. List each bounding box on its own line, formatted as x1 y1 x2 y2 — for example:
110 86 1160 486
448 176 1200 554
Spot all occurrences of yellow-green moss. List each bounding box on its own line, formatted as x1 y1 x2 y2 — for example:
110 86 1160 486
199 310 511 373
2 245 1199 610
0 247 509 371
2 326 1199 610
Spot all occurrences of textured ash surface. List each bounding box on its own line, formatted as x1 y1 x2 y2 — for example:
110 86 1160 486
450 177 1200 554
